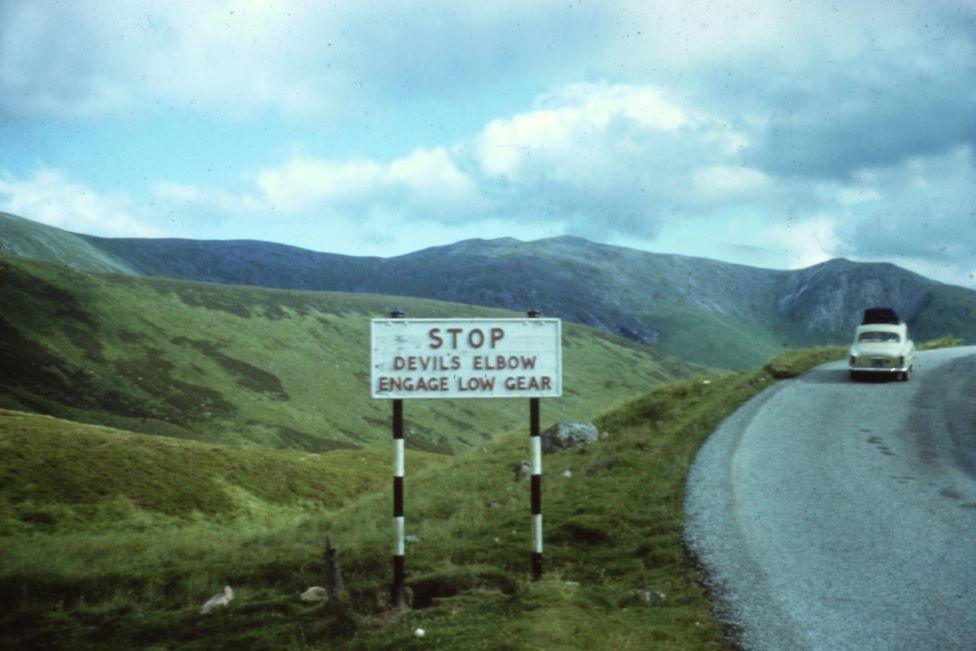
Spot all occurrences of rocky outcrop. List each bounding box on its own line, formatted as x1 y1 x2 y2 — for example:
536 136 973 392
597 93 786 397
776 259 934 338
541 422 599 454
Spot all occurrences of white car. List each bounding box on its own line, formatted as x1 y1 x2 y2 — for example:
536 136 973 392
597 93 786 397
849 315 915 382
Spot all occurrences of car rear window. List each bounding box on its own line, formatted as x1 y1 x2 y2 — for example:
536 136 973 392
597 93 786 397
858 331 901 343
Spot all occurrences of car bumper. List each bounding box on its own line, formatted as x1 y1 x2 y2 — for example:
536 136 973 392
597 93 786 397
849 366 909 374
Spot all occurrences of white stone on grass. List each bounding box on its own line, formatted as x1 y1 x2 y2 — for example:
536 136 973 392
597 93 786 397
300 586 328 602
200 586 234 615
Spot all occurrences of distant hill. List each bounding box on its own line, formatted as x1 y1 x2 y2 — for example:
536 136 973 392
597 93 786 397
3 211 974 369
0 254 691 453
0 212 134 274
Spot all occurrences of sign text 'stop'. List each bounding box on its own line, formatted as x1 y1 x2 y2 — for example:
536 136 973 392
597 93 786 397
371 318 562 399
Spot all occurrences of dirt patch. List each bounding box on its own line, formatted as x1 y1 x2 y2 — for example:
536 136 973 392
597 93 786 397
554 519 613 545
409 571 518 609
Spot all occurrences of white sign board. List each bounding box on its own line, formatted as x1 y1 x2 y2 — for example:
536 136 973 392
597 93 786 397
371 318 562 399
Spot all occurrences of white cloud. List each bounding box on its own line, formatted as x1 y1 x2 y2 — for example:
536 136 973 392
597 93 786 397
467 82 769 239
693 165 771 198
146 81 820 246
476 83 691 179
388 148 478 202
253 158 387 212
155 82 759 241
549 83 690 131
0 169 162 237
253 147 480 216
164 145 481 224
769 216 839 269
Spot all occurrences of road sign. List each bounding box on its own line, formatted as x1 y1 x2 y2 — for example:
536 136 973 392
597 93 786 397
375 312 558 602
371 318 562 399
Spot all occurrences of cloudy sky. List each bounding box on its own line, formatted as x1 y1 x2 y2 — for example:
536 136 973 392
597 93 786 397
2 0 974 286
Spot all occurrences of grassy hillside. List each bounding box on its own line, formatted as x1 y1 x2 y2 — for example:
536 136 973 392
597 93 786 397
84 232 796 369
0 212 135 274
0 347 850 649
0 254 692 453
911 284 976 343
646 306 786 370
0 409 443 537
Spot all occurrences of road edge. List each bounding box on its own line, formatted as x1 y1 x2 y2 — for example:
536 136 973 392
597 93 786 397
682 378 805 650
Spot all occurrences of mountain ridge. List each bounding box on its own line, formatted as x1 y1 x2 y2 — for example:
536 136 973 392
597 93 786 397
3 211 974 369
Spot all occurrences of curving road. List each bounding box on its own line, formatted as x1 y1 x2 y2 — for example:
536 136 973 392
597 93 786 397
685 347 976 650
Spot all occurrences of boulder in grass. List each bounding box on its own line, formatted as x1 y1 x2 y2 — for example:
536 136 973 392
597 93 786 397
300 586 328 602
541 422 598 454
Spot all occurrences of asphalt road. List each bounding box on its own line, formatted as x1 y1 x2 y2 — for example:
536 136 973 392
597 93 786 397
685 346 976 650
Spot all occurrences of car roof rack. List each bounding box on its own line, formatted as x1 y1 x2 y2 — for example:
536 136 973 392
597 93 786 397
862 307 901 325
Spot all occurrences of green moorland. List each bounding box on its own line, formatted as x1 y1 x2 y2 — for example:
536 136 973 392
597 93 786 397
0 254 693 453
0 409 444 537
1 346 863 649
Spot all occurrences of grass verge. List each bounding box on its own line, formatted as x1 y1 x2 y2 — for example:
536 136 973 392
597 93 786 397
917 335 966 350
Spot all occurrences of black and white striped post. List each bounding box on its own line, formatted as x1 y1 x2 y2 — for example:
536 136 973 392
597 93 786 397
527 309 543 580
389 308 407 606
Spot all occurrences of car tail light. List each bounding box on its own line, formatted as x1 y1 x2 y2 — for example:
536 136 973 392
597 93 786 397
849 355 857 366
898 356 904 367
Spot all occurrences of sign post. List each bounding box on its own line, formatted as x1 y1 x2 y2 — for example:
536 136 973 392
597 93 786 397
526 309 543 580
371 313 562 603
388 309 406 606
